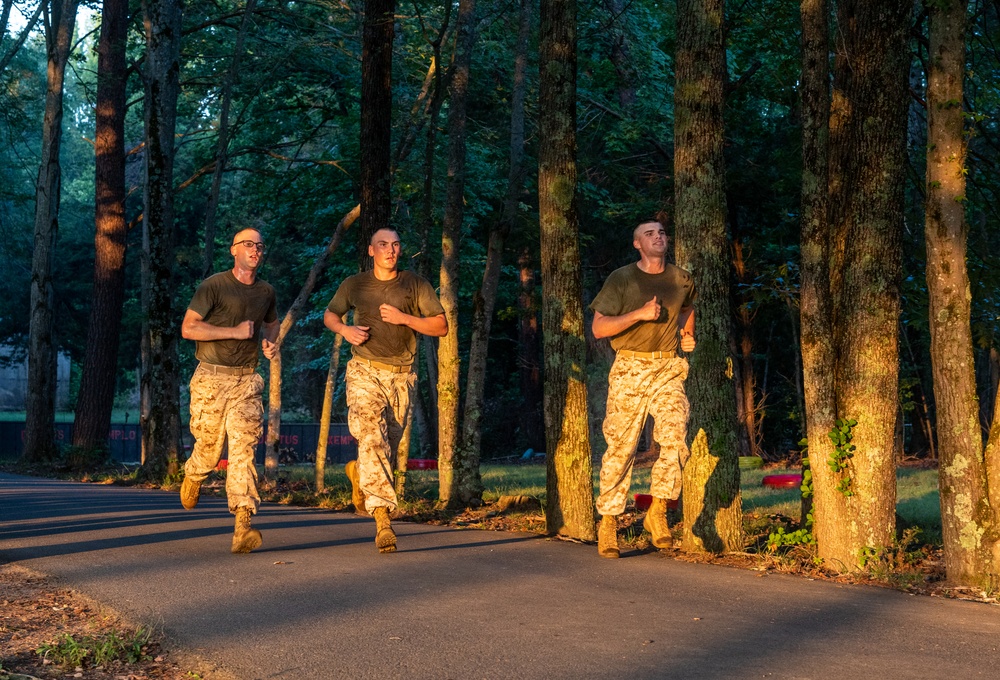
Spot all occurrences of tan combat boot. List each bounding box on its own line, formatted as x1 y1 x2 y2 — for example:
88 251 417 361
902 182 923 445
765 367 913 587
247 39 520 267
231 507 262 554
345 460 368 516
597 514 620 559
643 496 673 549
180 475 201 510
373 507 397 553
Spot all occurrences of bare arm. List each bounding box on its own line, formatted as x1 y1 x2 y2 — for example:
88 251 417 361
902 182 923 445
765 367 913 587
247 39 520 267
324 309 370 346
181 309 254 341
379 305 448 337
678 305 696 352
261 319 279 359
592 296 661 340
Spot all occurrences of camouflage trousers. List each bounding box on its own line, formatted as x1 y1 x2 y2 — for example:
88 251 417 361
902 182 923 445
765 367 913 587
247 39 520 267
184 364 264 514
345 359 416 513
596 355 690 517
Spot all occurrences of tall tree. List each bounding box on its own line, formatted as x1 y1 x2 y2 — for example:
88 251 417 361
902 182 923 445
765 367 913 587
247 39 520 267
803 0 912 568
925 0 1000 587
23 0 79 462
358 0 395 267
674 0 742 553
457 0 531 504
538 0 595 541
140 0 183 479
72 0 130 452
201 0 258 278
437 0 476 507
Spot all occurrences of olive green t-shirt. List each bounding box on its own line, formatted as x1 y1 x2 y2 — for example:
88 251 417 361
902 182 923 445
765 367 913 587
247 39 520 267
589 263 696 353
328 270 445 366
187 270 277 368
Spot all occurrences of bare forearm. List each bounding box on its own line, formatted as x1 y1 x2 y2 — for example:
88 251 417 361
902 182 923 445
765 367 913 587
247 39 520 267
405 313 448 337
592 310 643 339
181 316 238 341
679 307 695 338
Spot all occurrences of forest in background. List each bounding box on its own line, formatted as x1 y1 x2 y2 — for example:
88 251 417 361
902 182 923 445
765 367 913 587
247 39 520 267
5 0 1000 577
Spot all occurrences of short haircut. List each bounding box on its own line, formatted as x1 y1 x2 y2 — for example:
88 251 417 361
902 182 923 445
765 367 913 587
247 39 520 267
231 226 262 244
369 228 400 246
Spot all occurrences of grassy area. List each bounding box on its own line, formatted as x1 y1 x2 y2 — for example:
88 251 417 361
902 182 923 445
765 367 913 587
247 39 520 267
275 461 941 538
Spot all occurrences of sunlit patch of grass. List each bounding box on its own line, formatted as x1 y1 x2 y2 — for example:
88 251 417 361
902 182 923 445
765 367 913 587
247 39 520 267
36 627 154 669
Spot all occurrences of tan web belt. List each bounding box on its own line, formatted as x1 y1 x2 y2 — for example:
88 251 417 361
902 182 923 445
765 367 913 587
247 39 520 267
355 357 412 374
198 362 257 376
616 350 676 360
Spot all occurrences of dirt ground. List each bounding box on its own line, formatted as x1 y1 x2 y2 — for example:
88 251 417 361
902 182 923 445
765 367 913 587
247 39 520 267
0 564 233 680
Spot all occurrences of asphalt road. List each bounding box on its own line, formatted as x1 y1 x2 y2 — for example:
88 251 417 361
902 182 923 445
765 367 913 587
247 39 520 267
1 471 998 679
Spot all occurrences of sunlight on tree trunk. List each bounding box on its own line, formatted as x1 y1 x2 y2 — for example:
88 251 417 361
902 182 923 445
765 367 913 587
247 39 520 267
674 0 742 553
437 0 476 508
74 0 128 453
539 0 596 542
315 335 344 493
925 0 999 588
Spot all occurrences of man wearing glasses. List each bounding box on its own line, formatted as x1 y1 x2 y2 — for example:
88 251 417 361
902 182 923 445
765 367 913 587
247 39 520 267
325 228 447 553
179 227 278 553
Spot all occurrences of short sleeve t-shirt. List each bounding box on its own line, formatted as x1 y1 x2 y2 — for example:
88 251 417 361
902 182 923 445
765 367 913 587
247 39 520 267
328 270 445 366
589 263 696 353
188 271 277 368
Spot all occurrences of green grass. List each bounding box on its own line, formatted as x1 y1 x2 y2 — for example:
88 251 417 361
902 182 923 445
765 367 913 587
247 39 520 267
36 627 153 668
275 462 939 535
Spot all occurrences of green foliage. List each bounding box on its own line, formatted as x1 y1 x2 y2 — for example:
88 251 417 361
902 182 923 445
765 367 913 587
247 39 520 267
827 418 857 497
36 627 153 668
857 527 927 586
767 443 814 551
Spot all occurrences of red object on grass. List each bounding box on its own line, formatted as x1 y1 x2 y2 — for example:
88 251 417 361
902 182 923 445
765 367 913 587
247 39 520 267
633 494 679 511
407 458 438 470
762 474 802 489
215 459 229 471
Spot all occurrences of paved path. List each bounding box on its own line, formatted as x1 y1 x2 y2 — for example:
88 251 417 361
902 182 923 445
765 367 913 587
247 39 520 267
1 472 998 679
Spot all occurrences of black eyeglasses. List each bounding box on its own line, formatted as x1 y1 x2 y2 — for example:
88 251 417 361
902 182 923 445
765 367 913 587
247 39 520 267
234 240 266 251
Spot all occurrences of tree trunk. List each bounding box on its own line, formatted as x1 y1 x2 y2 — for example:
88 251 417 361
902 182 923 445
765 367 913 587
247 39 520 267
808 0 911 568
925 0 999 587
517 247 544 451
23 0 79 463
73 0 129 453
358 0 395 269
314 336 344 493
265 205 360 477
539 0 595 541
139 0 183 481
436 0 476 507
457 0 529 503
602 0 636 108
674 0 742 553
201 0 257 278
798 0 836 548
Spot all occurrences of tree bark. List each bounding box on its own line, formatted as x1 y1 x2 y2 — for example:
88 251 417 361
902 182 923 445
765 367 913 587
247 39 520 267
674 0 742 553
24 0 79 463
139 0 183 481
798 0 835 547
358 0 395 270
437 0 476 507
314 336 344 493
539 0 595 541
73 0 129 453
925 0 999 587
806 0 911 568
264 205 360 477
